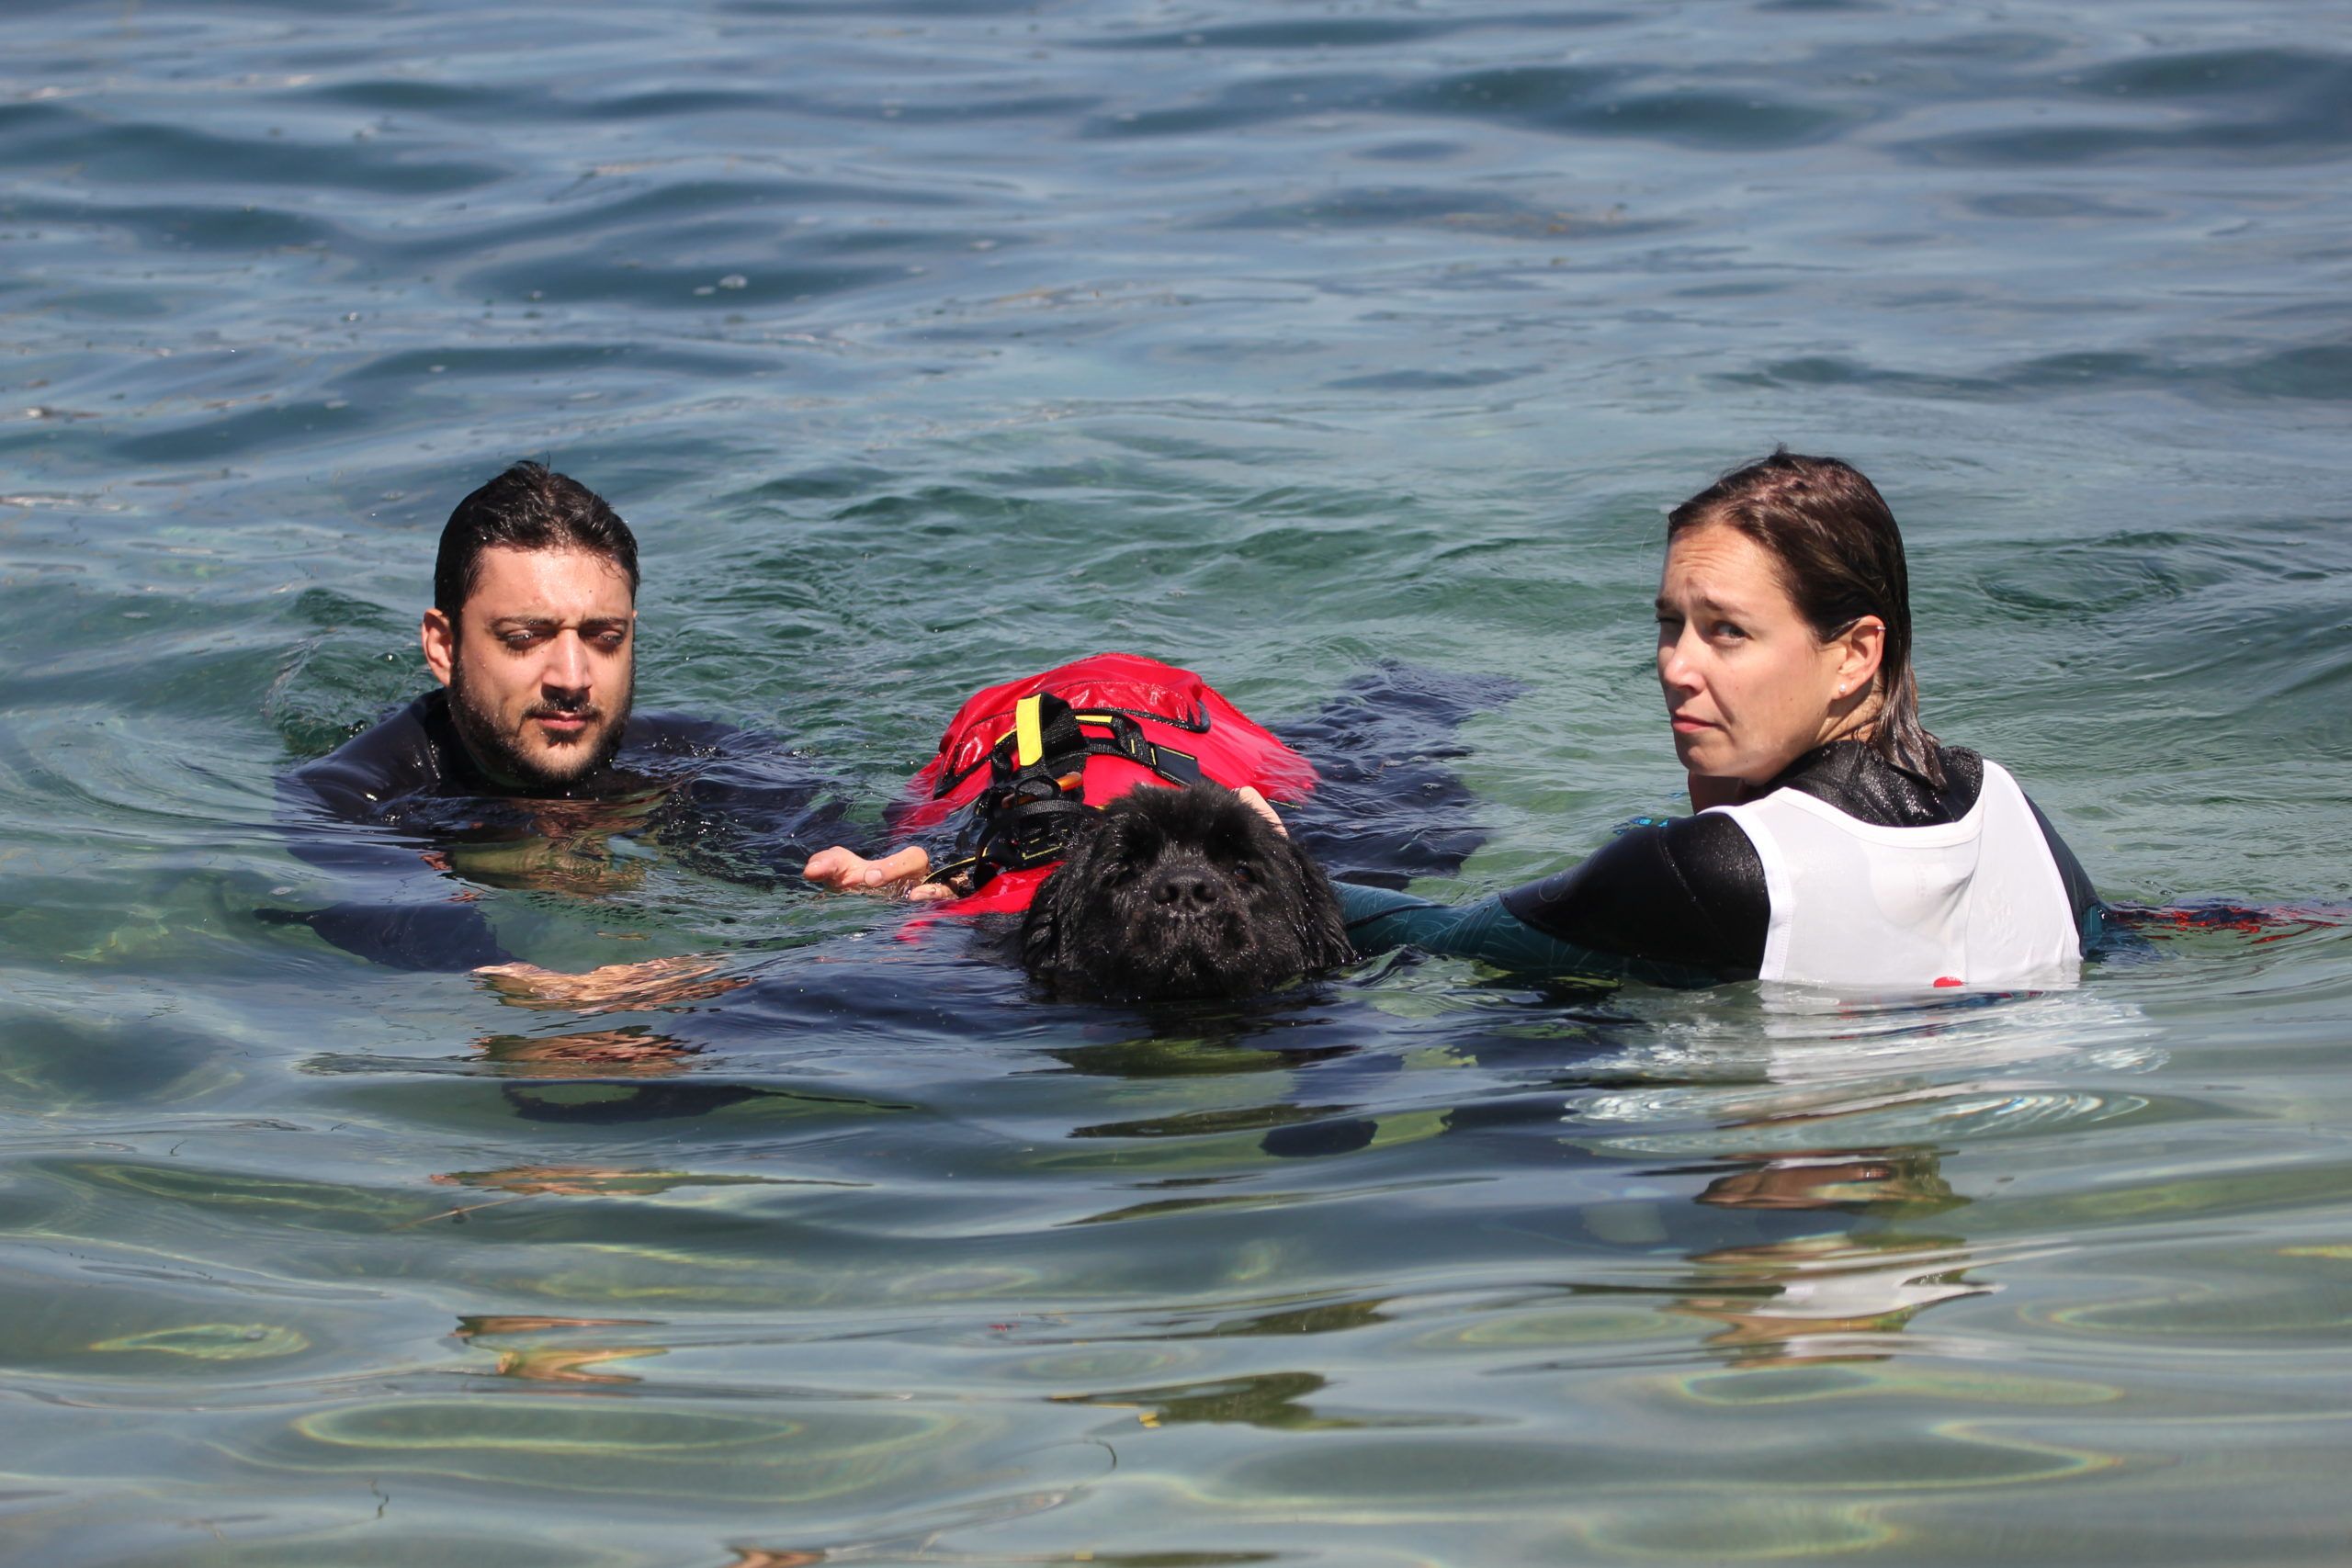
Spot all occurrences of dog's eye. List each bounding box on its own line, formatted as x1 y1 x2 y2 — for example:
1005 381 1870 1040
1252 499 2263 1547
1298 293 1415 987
1230 863 1256 886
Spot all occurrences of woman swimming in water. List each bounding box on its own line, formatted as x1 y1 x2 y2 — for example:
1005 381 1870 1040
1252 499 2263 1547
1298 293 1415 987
1347 450 2104 992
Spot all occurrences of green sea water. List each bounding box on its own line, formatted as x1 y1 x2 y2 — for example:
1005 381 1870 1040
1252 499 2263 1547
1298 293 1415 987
5 1 2352 1563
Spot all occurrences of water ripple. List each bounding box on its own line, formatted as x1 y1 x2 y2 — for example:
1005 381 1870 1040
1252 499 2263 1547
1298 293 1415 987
6 1 2352 1562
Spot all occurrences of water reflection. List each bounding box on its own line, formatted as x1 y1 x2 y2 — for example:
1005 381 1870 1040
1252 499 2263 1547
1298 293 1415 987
1566 1001 2113 1371
403 1162 777 1227
496 1080 784 1123
422 793 663 897
432 1165 778 1198
455 1314 669 1385
1692 1149 1963 1216
1668 1147 1991 1366
1674 1231 1998 1367
473 1025 696 1074
1054 1371 1360 1431
478 955 746 1013
1046 1037 1363 1078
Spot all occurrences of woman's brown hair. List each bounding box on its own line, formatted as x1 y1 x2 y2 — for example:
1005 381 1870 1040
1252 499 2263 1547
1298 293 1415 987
1667 449 1940 784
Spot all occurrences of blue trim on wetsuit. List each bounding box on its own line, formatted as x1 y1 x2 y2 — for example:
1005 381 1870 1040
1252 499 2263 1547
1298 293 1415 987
1337 881 1714 987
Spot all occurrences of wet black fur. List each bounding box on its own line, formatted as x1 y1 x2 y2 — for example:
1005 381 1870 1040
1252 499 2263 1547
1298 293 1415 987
1020 783 1355 1003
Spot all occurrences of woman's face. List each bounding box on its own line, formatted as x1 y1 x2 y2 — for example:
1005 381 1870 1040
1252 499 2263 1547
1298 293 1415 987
1656 524 1880 790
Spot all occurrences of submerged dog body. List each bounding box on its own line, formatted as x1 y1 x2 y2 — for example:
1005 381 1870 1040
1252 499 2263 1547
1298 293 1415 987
810 653 1513 1004
1020 781 1354 1003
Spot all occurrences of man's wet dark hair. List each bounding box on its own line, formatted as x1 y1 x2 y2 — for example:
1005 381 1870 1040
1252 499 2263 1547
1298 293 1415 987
433 461 640 616
1668 448 1940 786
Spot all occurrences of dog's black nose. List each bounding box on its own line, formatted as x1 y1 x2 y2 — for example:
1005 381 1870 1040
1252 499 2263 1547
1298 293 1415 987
1149 867 1222 910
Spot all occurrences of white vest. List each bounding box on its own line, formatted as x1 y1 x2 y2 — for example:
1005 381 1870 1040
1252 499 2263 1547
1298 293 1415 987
1710 759 2080 992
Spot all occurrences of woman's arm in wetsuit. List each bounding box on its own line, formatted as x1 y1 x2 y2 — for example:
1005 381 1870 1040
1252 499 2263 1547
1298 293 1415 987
1338 882 1717 987
1499 811 1767 975
1337 812 1770 987
1340 883 1623 973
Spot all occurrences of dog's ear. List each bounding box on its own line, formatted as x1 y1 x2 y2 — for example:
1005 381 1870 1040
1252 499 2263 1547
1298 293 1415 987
1019 874 1065 987
1018 813 1100 989
1280 834 1358 973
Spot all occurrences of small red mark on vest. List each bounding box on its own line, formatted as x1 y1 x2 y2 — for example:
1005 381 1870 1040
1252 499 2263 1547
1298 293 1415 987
1932 976 1962 987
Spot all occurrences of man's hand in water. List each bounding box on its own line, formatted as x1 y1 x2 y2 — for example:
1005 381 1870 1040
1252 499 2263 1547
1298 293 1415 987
474 955 745 1012
806 789 1284 903
804 844 956 902
1234 786 1287 837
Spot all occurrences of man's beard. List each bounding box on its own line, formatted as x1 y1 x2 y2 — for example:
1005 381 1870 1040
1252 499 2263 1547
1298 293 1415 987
446 658 633 795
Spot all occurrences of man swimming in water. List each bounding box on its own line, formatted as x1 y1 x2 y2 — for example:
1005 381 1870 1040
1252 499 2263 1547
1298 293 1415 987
270 461 871 979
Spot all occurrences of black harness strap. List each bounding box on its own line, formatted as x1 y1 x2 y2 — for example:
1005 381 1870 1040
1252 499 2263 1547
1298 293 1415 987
930 697 1211 799
928 693 1213 890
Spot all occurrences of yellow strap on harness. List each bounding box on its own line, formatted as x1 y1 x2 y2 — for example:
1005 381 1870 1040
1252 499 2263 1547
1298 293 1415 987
1014 694 1046 769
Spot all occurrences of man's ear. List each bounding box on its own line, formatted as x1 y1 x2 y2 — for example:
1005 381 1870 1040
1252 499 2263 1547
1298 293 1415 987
422 607 458 686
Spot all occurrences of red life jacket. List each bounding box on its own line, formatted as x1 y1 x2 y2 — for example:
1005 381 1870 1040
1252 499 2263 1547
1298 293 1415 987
899 652 1318 916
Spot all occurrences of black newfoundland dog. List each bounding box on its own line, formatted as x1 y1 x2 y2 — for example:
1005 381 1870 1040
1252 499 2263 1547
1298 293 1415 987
1018 783 1355 1004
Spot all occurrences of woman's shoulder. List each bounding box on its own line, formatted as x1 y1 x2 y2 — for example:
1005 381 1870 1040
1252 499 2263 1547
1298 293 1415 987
1769 740 1984 829
1757 739 2104 937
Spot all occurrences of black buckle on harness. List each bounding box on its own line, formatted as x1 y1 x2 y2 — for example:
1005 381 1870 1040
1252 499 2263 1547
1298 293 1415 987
926 693 1210 892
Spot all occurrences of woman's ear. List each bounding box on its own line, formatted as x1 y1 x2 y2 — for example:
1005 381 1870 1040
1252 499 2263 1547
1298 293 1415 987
1834 615 1887 698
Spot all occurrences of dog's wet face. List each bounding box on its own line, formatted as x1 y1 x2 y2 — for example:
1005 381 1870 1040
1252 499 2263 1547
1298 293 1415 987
1020 784 1355 1003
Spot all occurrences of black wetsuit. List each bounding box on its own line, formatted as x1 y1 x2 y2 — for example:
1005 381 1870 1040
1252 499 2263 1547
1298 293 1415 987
1273 661 1529 890
1340 740 2104 985
271 690 874 971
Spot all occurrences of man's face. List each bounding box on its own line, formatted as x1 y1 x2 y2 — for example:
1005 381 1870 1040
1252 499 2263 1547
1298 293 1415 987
421 547 636 792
